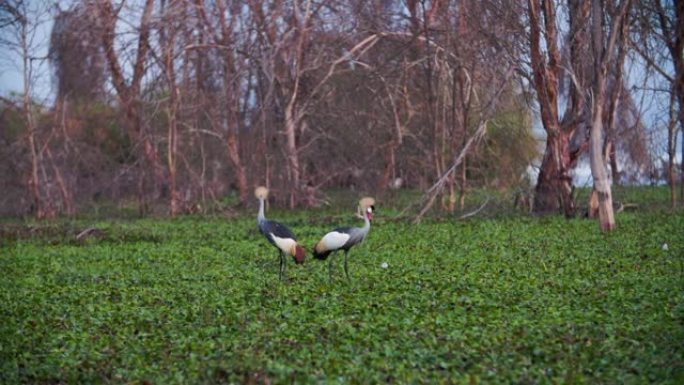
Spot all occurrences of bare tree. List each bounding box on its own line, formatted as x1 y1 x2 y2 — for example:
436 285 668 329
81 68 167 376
50 3 106 104
413 66 518 222
191 0 250 206
48 2 110 217
632 0 684 206
0 0 54 218
657 0 684 204
587 0 632 231
157 0 182 216
527 0 593 217
97 0 162 213
1 0 677 218
249 0 382 207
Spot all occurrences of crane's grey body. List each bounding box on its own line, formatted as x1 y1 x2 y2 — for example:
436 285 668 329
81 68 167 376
258 200 298 247
321 223 369 252
256 194 304 280
314 205 373 280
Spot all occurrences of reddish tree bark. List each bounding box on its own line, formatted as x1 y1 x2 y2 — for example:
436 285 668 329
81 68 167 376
99 0 163 212
249 0 307 208
529 0 592 217
529 0 575 216
215 1 249 206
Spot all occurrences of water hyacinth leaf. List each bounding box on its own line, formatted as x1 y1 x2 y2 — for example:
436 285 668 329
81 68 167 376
0 208 682 383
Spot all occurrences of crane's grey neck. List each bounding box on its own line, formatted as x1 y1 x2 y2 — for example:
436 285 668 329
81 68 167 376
359 210 371 235
258 198 266 223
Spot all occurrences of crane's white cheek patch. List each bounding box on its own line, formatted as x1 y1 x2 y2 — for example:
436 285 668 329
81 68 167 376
321 232 350 250
271 234 297 255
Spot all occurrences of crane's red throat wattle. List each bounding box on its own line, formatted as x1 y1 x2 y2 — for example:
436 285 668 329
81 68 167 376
293 245 306 264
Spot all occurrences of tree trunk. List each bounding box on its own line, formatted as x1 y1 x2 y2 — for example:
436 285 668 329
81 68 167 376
46 146 74 216
671 0 684 204
678 88 684 205
263 0 310 209
589 104 615 231
609 143 619 185
165 61 179 217
160 1 179 217
587 189 599 219
226 129 248 205
534 133 575 216
216 1 249 207
447 174 456 212
99 0 162 212
667 91 677 208
528 0 578 218
455 5 471 213
587 0 631 232
25 100 44 218
21 21 52 218
458 156 466 211
681 101 684 204
652 0 684 204
379 145 396 195
589 74 615 230
379 73 406 196
672 74 684 205
456 67 471 213
283 104 301 208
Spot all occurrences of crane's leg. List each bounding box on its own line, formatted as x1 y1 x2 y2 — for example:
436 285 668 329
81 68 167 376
327 255 333 281
343 250 350 281
283 251 288 276
278 251 284 281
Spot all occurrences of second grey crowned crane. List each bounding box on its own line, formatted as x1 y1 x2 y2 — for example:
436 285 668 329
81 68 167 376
255 186 306 280
313 197 375 280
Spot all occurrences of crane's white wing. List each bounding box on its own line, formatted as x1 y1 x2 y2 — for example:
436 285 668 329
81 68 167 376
271 234 297 255
320 231 350 250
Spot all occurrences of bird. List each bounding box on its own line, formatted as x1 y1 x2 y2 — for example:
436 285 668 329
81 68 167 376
313 197 375 280
255 186 306 280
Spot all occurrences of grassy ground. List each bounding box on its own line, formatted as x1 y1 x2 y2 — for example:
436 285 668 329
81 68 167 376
1 188 683 384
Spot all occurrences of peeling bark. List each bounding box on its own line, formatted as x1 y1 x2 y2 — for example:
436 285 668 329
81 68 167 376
528 0 585 217
588 0 632 232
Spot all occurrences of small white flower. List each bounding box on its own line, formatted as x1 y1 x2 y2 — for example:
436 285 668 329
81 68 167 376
380 262 389 269
662 243 669 251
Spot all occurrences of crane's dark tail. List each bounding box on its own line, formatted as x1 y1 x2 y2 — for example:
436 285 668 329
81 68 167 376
313 242 332 260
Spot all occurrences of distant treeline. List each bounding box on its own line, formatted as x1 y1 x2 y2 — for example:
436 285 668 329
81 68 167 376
0 0 681 221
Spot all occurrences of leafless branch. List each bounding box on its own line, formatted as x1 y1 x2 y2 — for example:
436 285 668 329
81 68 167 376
457 196 491 220
412 65 517 223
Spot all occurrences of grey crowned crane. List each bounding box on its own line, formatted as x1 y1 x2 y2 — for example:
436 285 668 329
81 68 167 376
313 197 375 280
255 186 306 280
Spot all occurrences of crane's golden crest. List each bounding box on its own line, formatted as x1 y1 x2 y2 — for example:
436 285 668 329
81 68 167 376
314 241 327 253
359 197 375 210
254 186 269 200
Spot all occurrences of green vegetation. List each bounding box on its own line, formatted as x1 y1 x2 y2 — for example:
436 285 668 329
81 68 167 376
1 190 683 384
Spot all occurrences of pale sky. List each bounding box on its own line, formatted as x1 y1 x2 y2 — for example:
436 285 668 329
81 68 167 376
0 0 54 102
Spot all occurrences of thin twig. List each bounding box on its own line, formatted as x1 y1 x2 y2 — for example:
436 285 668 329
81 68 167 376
411 66 517 223
457 197 491 220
